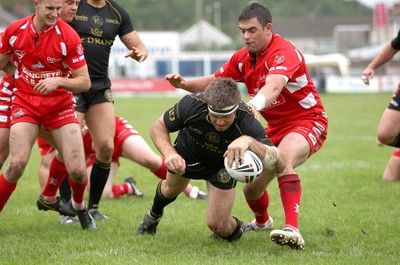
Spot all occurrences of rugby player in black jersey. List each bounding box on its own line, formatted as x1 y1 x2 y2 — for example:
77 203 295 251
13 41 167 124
69 0 148 219
137 78 284 241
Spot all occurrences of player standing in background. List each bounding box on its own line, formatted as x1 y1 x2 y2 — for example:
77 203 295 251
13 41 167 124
362 31 400 182
0 0 95 229
69 0 148 219
165 2 328 249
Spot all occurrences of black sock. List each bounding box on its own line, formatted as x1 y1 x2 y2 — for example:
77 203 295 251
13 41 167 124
88 159 111 209
59 174 71 202
150 181 177 217
221 217 243 242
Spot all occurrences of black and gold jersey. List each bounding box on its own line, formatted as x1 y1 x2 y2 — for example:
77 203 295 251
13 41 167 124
163 92 273 165
69 0 134 88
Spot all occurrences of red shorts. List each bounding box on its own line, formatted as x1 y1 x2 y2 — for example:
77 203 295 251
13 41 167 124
11 92 78 129
37 137 55 156
85 116 140 166
0 75 15 129
266 115 328 156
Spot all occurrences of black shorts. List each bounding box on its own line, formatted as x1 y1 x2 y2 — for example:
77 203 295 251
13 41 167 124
74 88 114 113
388 92 400 111
175 161 237 190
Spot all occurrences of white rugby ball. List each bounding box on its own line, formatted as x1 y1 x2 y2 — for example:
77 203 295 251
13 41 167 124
224 150 263 183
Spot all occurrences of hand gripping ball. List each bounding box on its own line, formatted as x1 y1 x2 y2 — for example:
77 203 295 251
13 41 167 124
224 150 263 183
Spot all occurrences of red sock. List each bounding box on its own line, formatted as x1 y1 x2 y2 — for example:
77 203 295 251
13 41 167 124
42 156 67 197
246 189 270 224
112 183 130 198
68 176 88 204
278 174 302 230
151 157 167 180
0 173 17 212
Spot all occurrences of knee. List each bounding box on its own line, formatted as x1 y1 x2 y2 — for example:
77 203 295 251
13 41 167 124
376 131 397 145
207 216 232 236
68 167 87 184
243 182 263 199
6 162 27 182
96 142 114 160
208 217 243 242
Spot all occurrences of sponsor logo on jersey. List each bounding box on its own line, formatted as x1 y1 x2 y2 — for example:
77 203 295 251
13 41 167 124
74 15 88 21
206 132 220 144
47 57 62 63
32 61 45 69
72 55 85 64
105 19 120 25
81 37 114 46
14 50 26 60
21 66 62 86
91 15 104 28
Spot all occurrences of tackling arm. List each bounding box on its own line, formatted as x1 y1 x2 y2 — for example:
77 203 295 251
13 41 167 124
247 74 287 112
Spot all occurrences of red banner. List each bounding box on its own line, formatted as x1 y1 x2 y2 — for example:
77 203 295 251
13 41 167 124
375 2 387 28
111 78 177 93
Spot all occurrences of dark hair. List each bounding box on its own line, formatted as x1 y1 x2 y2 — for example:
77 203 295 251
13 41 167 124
238 2 272 27
204 78 241 110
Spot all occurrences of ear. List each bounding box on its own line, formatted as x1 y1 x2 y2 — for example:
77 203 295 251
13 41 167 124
265 23 272 33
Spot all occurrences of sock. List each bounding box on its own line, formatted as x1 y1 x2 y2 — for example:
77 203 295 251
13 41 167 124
88 159 110 209
68 176 88 206
150 181 177 217
42 156 67 198
59 174 72 202
0 173 17 212
246 189 270 225
112 183 130 198
151 157 167 179
221 217 243 242
183 184 193 196
278 174 302 230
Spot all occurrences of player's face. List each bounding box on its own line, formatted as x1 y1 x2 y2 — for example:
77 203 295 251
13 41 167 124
208 112 236 132
239 18 271 54
35 0 62 27
60 0 80 23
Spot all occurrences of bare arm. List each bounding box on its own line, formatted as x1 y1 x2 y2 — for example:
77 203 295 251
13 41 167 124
150 116 186 175
120 31 148 63
164 73 215 93
34 65 91 94
0 53 12 74
247 74 287 117
362 42 398 85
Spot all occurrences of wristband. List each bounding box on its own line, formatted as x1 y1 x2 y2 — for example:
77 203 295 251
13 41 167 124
262 145 279 170
248 93 267 111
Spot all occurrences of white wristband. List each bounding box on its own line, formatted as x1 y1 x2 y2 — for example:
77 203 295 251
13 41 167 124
248 93 267 111
262 145 279 170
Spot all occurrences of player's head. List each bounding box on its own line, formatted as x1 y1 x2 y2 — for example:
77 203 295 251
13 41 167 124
60 0 80 23
205 78 241 131
33 0 62 28
238 2 273 54
238 2 272 27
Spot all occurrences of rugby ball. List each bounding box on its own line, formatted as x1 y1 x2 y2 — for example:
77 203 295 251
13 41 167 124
224 150 263 183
